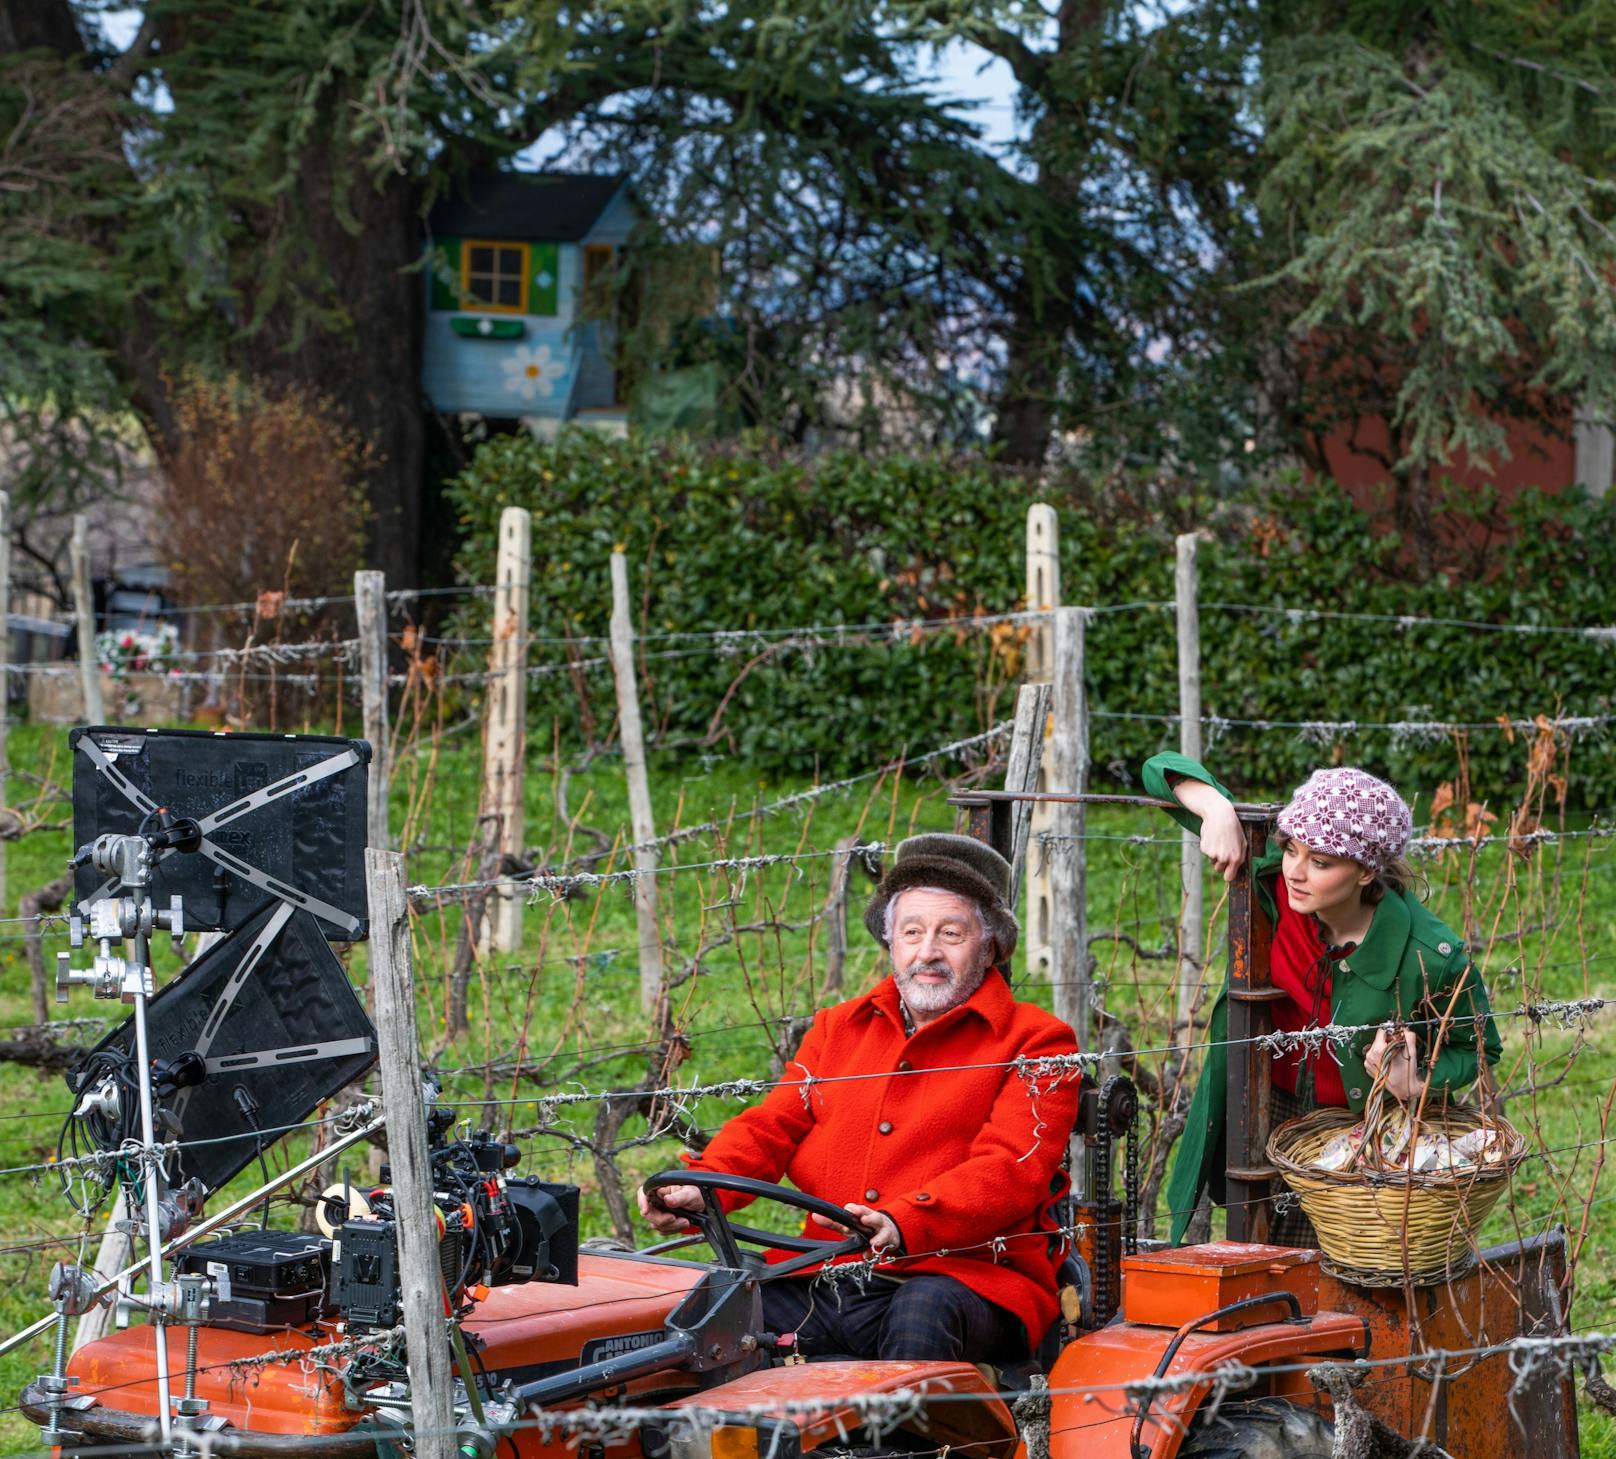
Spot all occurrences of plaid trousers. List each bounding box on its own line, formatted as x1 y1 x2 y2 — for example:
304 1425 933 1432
1269 1085 1321 1250
761 1273 1028 1364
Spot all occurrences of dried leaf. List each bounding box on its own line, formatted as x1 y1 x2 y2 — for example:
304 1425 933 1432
1428 781 1456 820
1508 812 1540 860
255 590 284 621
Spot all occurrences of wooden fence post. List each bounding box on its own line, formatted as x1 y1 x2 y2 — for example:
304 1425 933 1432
1175 533 1205 1045
482 508 531 952
1004 682 1052 911
70 1191 131 1355
70 515 104 724
0 490 10 913
355 571 389 853
1025 504 1060 682
1023 505 1060 981
821 834 857 998
1050 608 1089 1192
608 550 663 1015
367 849 456 1459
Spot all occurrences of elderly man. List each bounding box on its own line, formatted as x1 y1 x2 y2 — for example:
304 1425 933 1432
637 834 1081 1365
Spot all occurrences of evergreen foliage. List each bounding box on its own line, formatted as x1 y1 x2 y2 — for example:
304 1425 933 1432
448 431 1616 801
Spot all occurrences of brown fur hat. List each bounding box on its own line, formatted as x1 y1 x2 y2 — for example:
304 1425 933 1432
863 833 1018 969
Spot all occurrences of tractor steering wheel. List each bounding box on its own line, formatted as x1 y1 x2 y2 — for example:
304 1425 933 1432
640 1170 874 1282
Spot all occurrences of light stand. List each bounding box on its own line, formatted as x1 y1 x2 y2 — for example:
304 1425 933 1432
54 818 195 1442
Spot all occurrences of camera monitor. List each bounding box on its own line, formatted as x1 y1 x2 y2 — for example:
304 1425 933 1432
70 726 370 940
73 898 378 1196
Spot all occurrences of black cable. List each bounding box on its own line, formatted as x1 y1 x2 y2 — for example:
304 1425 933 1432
232 1088 272 1230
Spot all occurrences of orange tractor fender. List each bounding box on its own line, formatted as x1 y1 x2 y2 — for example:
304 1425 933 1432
662 1357 1020 1459
1045 1308 1368 1459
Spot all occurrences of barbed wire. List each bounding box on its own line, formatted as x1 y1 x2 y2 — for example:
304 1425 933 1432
1034 825 1616 858
1201 601 1616 638
1092 707 1616 741
16 1319 1616 1456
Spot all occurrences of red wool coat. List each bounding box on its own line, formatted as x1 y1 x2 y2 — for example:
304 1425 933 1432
685 971 1081 1343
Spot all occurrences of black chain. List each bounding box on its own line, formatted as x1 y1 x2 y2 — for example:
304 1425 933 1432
1092 1080 1113 1319
1123 1104 1139 1256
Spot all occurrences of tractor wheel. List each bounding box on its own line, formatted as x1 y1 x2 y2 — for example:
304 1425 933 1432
1175 1397 1334 1459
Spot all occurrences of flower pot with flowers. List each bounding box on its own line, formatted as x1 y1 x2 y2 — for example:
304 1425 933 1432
94 624 184 720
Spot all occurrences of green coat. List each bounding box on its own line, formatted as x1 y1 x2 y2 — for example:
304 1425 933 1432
1144 752 1504 1244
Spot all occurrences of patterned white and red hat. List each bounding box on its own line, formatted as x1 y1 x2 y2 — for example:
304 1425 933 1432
1276 768 1412 872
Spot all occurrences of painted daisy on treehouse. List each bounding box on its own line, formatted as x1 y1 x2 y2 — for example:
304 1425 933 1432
502 343 558 401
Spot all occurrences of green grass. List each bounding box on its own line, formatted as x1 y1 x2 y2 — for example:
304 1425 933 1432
0 721 1611 1452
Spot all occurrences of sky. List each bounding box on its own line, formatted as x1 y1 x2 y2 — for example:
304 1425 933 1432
98 8 1029 160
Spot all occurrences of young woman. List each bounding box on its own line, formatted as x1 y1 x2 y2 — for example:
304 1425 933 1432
1144 752 1502 1247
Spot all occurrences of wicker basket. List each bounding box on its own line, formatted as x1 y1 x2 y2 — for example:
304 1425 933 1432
1267 1061 1525 1285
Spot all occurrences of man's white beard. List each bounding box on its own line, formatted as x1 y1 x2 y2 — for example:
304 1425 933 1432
895 953 990 1016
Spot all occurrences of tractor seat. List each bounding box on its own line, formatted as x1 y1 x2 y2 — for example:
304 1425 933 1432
994 1252 1092 1393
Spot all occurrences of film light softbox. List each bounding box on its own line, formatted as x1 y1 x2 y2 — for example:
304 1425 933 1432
79 900 378 1196
70 726 370 941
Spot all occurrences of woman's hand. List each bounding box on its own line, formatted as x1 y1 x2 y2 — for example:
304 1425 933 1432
1169 778 1244 882
1364 1027 1422 1101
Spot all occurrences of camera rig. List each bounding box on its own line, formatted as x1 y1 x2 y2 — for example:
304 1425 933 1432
328 1100 579 1332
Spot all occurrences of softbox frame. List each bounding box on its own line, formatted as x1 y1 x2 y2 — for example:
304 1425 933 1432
77 900 378 1197
70 726 370 940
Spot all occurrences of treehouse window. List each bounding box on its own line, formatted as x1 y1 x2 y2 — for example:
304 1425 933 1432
461 241 528 314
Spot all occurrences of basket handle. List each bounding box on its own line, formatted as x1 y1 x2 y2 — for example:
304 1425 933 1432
1352 1024 1417 1173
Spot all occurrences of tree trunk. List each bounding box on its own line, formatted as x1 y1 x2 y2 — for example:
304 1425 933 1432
995 285 1059 467
236 152 427 586
988 0 1102 467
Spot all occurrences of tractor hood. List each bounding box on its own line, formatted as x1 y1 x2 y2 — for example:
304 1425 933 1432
464 1249 709 1384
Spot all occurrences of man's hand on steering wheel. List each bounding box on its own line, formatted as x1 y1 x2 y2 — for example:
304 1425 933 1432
637 1182 703 1233
639 1171 887 1280
837 1203 901 1252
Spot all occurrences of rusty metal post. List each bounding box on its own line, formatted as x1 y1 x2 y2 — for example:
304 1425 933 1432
1224 814 1282 1242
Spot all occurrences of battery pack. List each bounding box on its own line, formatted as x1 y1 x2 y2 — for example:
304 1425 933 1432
176 1229 334 1334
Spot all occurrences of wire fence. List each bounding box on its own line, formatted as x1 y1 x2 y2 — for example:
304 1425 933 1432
6 571 1616 1445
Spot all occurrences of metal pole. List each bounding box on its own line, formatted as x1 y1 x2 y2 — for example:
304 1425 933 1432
1175 533 1205 1040
608 549 663 1015
70 516 105 724
366 848 456 1459
129 955 172 1440
483 508 530 952
355 571 389 852
1224 815 1279 1242
0 1113 385 1362
1050 608 1089 1197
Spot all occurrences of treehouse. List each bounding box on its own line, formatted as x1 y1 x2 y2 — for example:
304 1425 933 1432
422 170 637 431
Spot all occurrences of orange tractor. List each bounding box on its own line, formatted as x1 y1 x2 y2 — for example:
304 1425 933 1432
19 795 1580 1459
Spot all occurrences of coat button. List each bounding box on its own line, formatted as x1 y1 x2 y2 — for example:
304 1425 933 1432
1339 961 1350 974
1350 1087 1363 1099
1438 941 1452 955
878 1121 893 1135
897 1059 913 1072
914 1192 932 1203
864 1189 880 1202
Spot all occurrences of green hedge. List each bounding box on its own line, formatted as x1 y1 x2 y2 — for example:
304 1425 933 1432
446 434 1616 805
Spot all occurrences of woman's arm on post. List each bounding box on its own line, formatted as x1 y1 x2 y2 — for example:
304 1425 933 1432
1171 778 1245 884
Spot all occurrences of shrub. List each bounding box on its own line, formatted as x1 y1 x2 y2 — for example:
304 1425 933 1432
446 432 1616 805
158 374 371 617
